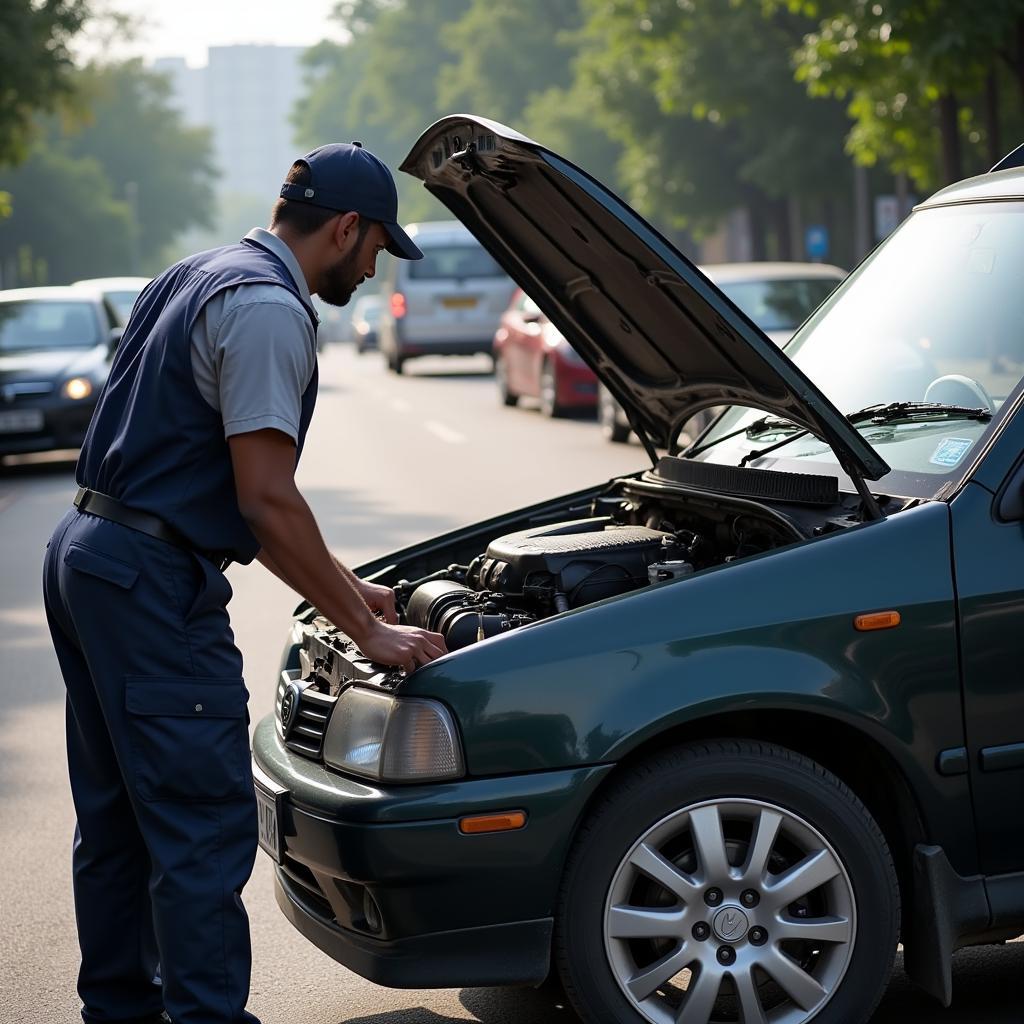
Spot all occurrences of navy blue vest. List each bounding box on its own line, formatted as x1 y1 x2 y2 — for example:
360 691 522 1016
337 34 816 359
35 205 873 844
77 238 319 564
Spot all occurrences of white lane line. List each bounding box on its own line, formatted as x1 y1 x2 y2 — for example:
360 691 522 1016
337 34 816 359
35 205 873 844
424 420 468 445
389 398 412 413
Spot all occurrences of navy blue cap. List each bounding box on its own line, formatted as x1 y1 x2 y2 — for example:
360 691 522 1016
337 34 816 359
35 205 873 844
280 142 422 260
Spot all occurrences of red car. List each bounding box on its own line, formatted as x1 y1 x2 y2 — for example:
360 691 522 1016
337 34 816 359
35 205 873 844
493 289 597 417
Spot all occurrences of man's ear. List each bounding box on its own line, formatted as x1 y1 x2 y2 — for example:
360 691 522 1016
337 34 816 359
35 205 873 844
332 211 361 252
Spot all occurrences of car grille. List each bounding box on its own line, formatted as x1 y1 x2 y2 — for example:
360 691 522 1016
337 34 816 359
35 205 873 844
276 673 336 759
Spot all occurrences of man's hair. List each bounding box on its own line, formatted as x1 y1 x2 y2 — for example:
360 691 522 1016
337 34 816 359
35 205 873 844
271 160 363 237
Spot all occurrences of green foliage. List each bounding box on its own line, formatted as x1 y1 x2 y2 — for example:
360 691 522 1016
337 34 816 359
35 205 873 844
0 146 134 285
792 0 1024 187
0 60 216 283
0 0 89 167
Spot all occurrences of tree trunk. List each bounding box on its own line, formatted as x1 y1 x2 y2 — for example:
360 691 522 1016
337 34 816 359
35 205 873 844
747 197 767 262
937 92 962 184
986 70 1002 168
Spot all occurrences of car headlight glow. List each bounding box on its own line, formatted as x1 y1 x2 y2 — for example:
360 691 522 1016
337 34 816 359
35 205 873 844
322 686 465 782
62 377 93 400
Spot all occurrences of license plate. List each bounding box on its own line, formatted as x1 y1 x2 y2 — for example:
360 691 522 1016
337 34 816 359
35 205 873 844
253 759 286 863
441 297 477 309
0 409 44 433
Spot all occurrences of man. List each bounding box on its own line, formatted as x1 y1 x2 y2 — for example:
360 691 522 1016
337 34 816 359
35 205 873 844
42 143 447 1024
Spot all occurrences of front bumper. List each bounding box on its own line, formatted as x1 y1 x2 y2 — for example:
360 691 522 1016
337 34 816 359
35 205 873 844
0 396 97 456
252 715 612 988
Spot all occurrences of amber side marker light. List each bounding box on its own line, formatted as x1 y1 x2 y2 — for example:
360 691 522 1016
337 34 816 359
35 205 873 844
854 611 902 632
459 811 527 835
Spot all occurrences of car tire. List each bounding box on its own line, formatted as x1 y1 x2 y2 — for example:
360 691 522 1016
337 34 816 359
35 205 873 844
599 388 630 443
555 740 899 1024
539 360 563 418
496 356 518 407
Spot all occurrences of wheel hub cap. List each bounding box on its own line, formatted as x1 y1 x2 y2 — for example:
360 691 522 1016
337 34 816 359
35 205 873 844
712 905 749 943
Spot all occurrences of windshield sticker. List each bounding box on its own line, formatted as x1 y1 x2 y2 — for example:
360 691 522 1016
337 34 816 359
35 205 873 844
930 437 973 468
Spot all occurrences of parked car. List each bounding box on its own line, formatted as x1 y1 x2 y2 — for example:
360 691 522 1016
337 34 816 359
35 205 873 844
310 295 349 350
72 276 150 326
253 116 1024 1024
0 286 121 457
376 220 516 373
598 262 847 443
494 289 597 416
350 294 382 354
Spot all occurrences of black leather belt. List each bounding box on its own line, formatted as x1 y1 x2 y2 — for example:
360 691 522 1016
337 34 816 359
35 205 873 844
73 487 232 572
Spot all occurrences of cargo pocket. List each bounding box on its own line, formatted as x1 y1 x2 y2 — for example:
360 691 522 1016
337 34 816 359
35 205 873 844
64 542 139 589
125 676 250 801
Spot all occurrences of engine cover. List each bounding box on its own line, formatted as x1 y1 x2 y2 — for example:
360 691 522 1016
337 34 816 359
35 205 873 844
471 517 671 606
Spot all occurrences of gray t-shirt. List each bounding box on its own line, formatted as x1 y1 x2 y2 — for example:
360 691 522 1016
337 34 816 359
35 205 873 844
190 227 318 442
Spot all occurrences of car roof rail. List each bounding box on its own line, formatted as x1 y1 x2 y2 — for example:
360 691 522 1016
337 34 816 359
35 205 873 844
990 142 1024 173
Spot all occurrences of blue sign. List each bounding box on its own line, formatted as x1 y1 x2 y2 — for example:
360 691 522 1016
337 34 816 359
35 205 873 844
805 224 829 261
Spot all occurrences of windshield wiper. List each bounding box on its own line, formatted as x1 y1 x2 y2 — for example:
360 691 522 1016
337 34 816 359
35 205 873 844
737 401 993 468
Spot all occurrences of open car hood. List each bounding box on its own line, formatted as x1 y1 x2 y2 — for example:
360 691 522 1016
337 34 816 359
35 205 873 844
401 115 889 481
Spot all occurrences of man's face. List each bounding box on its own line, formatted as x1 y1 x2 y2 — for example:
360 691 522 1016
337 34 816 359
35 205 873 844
318 220 389 307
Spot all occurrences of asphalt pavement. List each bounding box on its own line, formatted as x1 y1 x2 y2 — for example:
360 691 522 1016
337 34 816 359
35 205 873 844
1 344 1020 1023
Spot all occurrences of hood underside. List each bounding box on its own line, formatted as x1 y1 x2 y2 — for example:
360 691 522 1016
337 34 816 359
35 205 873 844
401 115 888 481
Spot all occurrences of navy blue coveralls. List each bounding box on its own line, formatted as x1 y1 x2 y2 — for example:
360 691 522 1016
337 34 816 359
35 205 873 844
43 238 318 1024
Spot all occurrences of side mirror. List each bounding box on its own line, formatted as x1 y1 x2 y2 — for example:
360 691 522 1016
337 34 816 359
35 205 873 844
108 327 124 354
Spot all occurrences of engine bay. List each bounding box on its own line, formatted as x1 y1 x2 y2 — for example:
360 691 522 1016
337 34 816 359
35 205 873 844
293 464 881 693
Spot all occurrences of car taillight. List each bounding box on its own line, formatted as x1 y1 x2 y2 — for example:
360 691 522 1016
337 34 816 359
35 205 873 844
390 292 407 318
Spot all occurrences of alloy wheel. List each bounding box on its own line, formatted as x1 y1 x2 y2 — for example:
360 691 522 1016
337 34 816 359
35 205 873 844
603 798 856 1024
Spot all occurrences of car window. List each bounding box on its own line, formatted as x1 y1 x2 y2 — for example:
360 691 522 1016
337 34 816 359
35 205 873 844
694 202 1024 498
408 244 505 280
717 278 842 332
0 300 102 352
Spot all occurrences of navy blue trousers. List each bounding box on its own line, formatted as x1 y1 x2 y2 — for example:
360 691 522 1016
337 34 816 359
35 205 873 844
43 508 260 1024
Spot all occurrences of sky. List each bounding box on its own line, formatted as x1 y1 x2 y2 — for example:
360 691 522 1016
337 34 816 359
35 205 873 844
79 0 346 67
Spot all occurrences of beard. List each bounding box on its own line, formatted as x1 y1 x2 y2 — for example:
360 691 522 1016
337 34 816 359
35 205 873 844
317 247 364 307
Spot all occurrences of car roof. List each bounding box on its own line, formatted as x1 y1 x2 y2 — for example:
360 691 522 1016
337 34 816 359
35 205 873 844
71 276 150 290
919 166 1024 208
404 220 476 244
699 262 847 282
0 285 104 304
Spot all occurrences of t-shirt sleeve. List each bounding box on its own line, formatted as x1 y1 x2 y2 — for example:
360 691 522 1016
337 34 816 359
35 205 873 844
213 299 316 442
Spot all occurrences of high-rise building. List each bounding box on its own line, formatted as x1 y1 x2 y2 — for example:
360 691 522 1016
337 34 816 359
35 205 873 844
154 45 306 198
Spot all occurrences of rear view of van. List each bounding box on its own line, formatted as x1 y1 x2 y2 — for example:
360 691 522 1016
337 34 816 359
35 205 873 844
377 221 515 373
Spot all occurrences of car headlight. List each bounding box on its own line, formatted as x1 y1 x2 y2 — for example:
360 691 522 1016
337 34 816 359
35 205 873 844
322 686 465 782
62 377 93 400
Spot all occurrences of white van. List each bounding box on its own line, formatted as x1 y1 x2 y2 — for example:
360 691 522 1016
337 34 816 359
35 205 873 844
377 221 515 373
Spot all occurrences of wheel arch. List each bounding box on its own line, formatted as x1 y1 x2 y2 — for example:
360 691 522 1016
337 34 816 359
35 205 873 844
562 708 926 938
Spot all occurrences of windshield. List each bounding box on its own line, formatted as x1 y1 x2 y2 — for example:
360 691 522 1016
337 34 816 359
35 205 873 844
104 290 142 325
693 202 1024 498
0 300 102 353
408 243 506 280
716 277 842 333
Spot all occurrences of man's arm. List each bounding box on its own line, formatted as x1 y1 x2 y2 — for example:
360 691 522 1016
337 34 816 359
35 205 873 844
230 428 445 671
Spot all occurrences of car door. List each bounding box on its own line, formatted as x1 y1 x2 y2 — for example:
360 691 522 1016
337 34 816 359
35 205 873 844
504 292 543 397
949 411 1024 877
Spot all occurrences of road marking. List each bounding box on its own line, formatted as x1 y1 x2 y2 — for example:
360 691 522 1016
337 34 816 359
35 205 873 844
424 420 467 445
389 398 412 414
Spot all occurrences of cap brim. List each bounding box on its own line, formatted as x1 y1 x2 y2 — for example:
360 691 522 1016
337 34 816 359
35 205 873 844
383 221 422 260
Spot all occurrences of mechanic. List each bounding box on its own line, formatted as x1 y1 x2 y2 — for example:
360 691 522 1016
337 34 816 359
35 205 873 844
42 143 447 1024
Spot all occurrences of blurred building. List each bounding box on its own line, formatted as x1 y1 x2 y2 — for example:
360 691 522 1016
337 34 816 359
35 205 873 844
153 45 305 199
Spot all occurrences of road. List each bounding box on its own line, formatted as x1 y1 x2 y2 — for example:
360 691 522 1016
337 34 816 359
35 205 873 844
1 344 1020 1023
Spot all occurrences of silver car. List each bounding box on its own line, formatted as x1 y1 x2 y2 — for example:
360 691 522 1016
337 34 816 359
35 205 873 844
377 221 515 373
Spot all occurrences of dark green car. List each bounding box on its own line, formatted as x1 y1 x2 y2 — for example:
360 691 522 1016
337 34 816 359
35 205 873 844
253 117 1024 1024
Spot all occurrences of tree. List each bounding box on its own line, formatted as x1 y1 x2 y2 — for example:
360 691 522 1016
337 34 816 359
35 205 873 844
577 0 855 257
0 0 89 167
793 0 1024 188
0 146 134 285
0 60 216 283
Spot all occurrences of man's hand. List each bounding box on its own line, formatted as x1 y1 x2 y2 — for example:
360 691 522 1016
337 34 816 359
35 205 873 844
357 580 398 624
359 621 448 674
